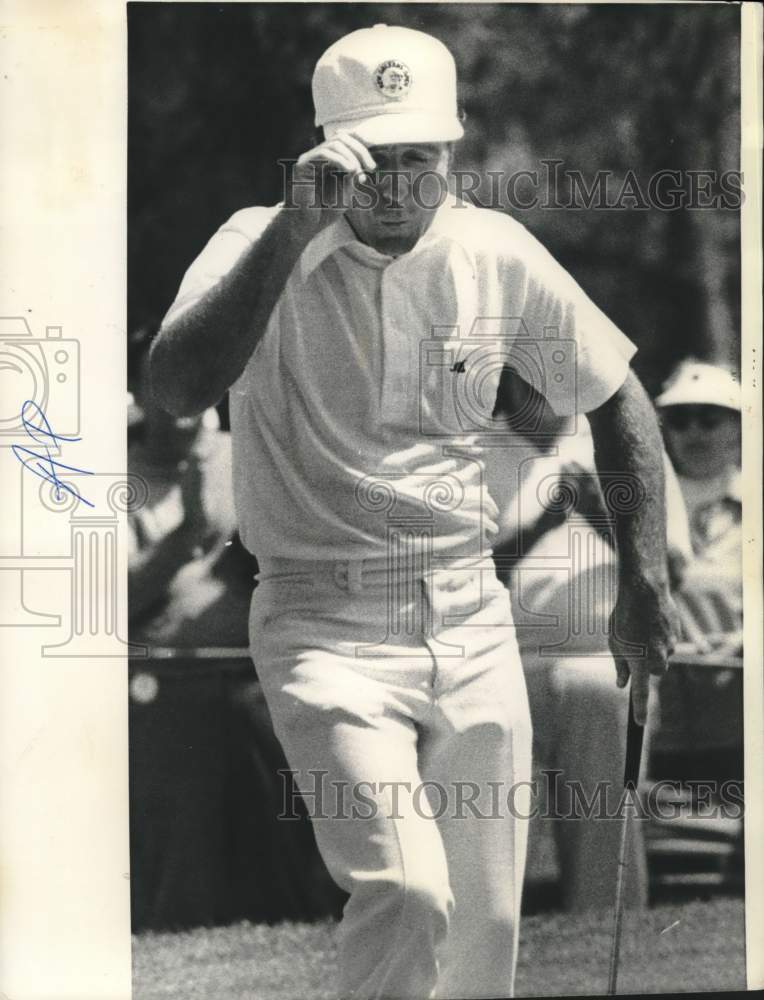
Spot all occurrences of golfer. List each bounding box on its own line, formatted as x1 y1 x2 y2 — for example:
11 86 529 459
151 25 677 999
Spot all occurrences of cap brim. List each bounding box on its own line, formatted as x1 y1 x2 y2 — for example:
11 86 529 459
324 112 464 145
656 387 741 411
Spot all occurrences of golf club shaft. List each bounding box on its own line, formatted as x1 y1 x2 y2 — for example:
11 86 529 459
607 805 632 995
607 689 646 995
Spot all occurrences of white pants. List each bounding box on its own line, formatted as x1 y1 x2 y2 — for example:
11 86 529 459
249 554 532 1000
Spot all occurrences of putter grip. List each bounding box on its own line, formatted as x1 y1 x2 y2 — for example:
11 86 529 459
623 689 645 786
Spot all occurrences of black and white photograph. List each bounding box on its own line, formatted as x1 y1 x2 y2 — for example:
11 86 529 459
125 4 755 997
1 2 761 998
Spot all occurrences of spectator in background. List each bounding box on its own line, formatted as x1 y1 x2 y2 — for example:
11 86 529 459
656 360 742 655
127 326 253 648
486 373 690 912
129 329 343 932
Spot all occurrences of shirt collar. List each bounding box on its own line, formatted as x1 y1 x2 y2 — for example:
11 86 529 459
299 214 360 281
298 195 477 281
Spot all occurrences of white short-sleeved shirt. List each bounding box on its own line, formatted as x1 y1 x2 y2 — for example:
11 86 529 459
162 197 636 561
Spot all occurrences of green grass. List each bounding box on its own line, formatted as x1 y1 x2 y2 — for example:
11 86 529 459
133 897 745 999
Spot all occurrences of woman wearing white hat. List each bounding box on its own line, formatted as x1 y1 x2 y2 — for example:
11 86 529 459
657 359 742 651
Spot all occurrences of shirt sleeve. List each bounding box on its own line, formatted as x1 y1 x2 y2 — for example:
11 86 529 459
506 230 637 416
160 206 280 328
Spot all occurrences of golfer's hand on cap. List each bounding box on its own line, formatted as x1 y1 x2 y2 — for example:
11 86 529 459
292 131 376 227
609 578 680 725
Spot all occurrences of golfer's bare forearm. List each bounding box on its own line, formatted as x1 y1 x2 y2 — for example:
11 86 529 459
586 370 669 585
150 208 321 416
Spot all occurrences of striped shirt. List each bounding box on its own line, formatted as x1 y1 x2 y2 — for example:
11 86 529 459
162 196 636 562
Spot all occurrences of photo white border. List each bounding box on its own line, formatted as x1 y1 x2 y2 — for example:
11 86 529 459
740 1 763 989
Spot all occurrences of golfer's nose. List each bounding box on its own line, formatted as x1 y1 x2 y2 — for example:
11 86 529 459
371 171 409 208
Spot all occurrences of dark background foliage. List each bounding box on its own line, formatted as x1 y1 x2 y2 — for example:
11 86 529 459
128 2 740 393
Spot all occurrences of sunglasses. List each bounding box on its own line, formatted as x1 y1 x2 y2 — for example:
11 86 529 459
662 406 733 431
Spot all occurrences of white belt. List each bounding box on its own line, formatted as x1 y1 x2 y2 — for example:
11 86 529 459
257 555 416 594
256 553 496 594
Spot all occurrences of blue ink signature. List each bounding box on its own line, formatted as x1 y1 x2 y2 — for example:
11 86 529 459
12 400 94 507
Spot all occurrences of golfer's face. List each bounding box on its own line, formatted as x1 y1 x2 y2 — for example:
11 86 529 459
346 143 451 257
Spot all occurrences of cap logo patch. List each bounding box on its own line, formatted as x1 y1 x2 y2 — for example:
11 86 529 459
374 60 412 99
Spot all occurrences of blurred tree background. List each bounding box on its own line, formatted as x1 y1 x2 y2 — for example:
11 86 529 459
128 2 741 393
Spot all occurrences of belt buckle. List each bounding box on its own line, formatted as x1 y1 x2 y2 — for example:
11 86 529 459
332 560 365 593
347 560 364 594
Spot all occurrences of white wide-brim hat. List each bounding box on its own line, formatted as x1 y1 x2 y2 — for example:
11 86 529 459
655 359 741 411
313 24 464 146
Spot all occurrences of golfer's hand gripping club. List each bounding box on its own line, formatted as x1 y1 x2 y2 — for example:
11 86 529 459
610 577 680 725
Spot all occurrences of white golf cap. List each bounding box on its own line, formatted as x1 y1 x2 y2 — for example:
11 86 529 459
312 24 464 145
655 359 741 411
